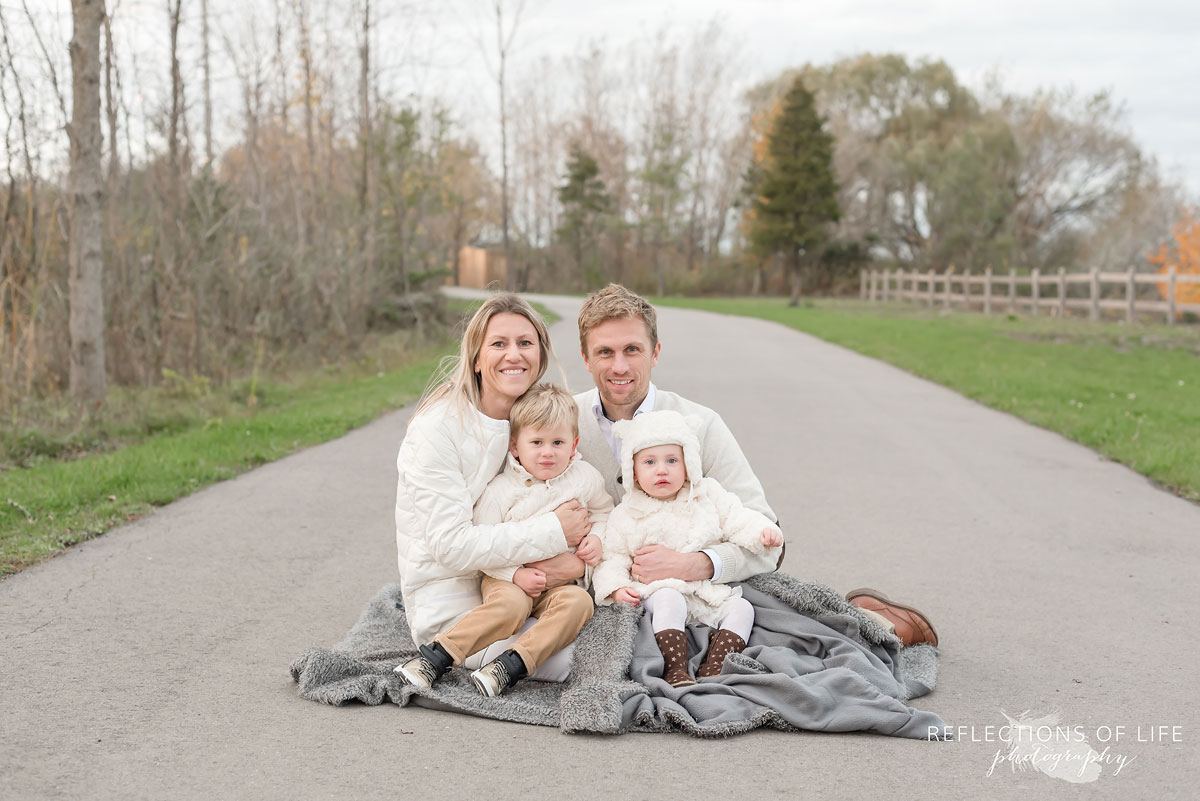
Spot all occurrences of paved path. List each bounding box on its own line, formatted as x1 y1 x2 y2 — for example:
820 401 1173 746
3 292 1197 800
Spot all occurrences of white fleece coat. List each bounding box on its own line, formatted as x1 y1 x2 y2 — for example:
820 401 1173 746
475 452 614 585
574 387 781 583
394 397 566 645
591 411 780 627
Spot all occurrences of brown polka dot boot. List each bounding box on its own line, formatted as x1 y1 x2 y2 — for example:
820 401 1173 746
654 629 696 687
696 628 746 679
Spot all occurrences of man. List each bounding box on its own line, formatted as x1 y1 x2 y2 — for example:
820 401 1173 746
572 284 938 647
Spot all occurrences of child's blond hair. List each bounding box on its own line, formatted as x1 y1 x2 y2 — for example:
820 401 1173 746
509 384 579 439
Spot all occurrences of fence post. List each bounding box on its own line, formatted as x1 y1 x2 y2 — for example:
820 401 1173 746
984 267 992 314
942 271 951 309
1031 268 1040 316
883 269 890 302
860 269 866 300
1058 267 1067 318
928 270 935 306
1090 268 1100 321
963 269 971 310
1126 268 1136 324
1168 267 1176 325
1008 269 1016 313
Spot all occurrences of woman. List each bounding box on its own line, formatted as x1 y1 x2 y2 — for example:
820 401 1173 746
394 293 592 681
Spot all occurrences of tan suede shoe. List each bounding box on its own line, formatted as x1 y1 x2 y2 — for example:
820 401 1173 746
846 588 939 647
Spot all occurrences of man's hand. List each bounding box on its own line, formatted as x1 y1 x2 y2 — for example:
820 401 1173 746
608 587 640 606
632 545 713 582
760 527 782 548
513 567 547 598
575 533 603 567
525 551 585 589
554 500 591 548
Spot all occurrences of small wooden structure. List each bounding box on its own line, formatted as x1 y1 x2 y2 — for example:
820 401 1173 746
452 244 507 289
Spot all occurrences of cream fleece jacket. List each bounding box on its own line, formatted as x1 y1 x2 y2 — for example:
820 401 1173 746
575 387 782 583
474 452 614 584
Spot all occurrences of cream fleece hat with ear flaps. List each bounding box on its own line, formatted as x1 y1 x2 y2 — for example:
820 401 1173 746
612 410 705 500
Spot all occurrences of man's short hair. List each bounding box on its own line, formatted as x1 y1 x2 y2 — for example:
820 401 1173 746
509 384 580 439
577 284 659 352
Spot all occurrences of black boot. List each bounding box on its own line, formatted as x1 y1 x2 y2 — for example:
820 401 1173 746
470 648 528 697
395 641 453 688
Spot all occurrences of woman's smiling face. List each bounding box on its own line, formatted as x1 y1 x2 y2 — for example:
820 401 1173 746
474 313 541 409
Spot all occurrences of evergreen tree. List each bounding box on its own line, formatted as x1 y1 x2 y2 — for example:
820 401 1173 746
747 77 840 304
557 144 612 288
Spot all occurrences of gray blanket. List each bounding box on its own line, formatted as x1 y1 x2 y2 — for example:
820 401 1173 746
290 573 949 739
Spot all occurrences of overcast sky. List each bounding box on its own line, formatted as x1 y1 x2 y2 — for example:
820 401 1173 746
421 0 1200 197
10 1 1198 198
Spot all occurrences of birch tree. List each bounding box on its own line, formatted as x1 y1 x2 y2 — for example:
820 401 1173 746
68 0 107 399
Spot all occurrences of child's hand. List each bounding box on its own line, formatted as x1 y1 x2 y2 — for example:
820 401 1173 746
760 527 783 548
575 533 603 566
514 567 547 598
608 587 640 606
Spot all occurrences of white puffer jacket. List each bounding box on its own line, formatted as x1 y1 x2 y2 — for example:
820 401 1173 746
592 410 780 627
395 397 566 644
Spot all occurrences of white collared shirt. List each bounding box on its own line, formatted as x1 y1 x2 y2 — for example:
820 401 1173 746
589 382 723 580
590 382 657 462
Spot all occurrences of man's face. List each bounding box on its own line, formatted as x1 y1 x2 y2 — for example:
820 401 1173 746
581 317 661 420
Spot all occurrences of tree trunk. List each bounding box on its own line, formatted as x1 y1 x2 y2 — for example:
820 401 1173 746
495 2 512 290
68 0 107 400
201 0 213 169
788 254 803 307
356 0 373 332
102 8 119 188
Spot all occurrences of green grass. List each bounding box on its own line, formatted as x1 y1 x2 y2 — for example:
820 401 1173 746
0 339 453 576
654 296 1200 502
0 297 561 577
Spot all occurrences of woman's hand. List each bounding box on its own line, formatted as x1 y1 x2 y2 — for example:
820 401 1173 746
513 567 547 598
554 499 592 548
525 552 585 589
575 533 603 567
608 587 640 606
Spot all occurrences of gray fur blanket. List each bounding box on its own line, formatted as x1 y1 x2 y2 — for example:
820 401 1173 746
290 574 949 739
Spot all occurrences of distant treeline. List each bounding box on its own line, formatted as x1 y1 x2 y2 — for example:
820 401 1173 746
0 4 1189 404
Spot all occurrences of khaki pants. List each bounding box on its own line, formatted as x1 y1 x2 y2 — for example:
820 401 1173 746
435 576 593 673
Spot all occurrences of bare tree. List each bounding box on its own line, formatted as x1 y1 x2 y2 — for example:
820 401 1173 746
68 0 107 399
201 0 213 169
355 0 374 330
102 2 121 187
488 0 526 289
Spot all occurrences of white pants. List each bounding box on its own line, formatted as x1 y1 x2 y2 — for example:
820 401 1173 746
642 587 755 642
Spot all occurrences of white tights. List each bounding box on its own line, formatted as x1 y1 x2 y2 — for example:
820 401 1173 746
642 587 755 642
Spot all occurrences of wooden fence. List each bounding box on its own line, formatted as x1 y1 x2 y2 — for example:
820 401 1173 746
860 267 1200 325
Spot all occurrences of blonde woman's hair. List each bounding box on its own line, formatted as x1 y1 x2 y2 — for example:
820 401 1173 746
577 283 659 352
415 293 556 418
508 384 580 439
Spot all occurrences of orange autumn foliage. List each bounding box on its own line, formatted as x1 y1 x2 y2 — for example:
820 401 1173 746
739 97 782 237
1150 207 1200 310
